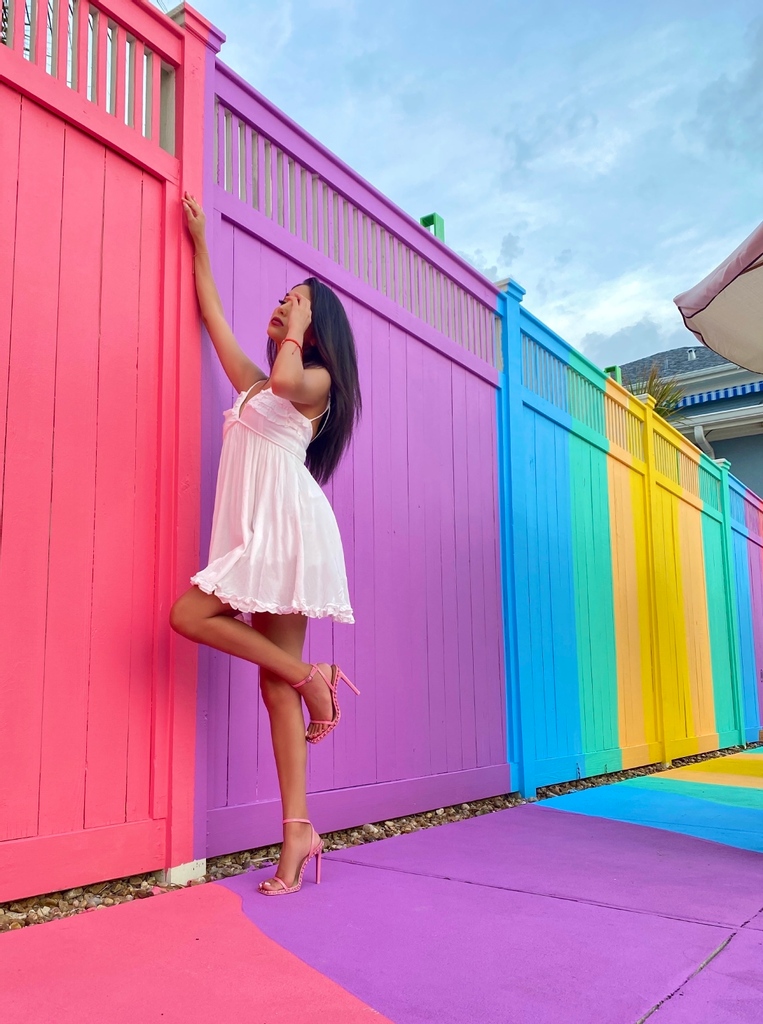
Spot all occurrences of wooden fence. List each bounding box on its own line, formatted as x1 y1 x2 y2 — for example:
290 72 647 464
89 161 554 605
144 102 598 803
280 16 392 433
4 0 761 903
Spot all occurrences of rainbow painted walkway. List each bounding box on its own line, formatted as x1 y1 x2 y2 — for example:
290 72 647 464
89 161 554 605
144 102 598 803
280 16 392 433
544 748 763 853
2 753 762 1023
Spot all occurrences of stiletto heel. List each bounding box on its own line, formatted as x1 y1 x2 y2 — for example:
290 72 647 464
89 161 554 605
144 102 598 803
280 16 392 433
337 668 360 696
288 663 360 744
258 818 324 896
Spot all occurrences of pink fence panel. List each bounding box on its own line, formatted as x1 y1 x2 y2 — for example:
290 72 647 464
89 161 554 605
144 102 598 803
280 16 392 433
0 0 212 901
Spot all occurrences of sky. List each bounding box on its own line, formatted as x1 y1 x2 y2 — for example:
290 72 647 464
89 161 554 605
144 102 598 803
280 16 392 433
165 0 762 369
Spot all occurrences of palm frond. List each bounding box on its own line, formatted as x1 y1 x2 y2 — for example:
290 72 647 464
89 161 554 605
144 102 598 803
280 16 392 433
624 363 686 422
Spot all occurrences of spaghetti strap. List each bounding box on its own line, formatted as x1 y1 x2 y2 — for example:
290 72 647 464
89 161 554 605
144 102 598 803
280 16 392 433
309 395 330 442
308 393 331 422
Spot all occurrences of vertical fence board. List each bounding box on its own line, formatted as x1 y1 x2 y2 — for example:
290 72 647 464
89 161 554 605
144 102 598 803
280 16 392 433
124 170 162 824
329 435 358 796
678 500 717 748
702 511 738 742
749 536 763 729
205 216 235 811
464 368 492 767
224 228 262 810
478 369 507 767
347 298 378 786
451 368 478 770
37 126 104 837
403 336 433 779
83 148 143 829
422 350 449 776
369 317 398 782
0 85 21 456
0 101 65 841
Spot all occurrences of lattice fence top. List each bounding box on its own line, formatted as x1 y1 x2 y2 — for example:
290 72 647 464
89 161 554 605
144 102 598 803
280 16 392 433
214 96 497 367
1 0 178 155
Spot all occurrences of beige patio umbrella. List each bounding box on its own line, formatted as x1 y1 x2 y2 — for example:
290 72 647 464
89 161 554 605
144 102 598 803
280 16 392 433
674 220 763 373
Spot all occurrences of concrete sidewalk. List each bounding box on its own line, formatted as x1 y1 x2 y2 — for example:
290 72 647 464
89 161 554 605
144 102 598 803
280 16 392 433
232 804 763 1024
3 797 761 1023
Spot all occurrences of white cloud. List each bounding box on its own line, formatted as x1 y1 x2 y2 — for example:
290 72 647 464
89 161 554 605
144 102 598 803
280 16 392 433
221 4 294 81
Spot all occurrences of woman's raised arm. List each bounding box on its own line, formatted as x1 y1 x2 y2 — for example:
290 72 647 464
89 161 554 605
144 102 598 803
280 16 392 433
182 192 266 394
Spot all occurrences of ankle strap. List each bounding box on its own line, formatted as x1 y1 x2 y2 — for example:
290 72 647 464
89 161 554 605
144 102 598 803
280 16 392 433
283 817 311 824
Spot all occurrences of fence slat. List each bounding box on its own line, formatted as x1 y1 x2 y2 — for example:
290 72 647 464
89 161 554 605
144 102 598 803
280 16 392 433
33 0 47 66
131 37 143 131
229 110 238 198
11 0 26 53
94 7 108 108
112 22 125 120
150 43 160 143
55 0 68 81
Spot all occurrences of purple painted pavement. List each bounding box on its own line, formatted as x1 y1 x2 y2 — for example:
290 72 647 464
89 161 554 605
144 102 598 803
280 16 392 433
745 910 763 932
218 805 763 1024
222 861 728 1024
650 930 763 1023
325 805 763 925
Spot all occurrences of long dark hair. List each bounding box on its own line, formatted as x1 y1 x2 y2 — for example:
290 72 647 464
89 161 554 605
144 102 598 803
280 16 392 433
266 277 362 485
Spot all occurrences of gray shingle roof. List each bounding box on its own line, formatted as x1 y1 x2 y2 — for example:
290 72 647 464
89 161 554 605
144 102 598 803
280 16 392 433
620 346 730 385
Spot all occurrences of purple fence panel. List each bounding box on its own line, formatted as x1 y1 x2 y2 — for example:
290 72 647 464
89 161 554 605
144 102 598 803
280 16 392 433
199 55 508 858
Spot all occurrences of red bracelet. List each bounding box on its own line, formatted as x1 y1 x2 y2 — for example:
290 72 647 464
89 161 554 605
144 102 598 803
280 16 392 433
278 337 303 355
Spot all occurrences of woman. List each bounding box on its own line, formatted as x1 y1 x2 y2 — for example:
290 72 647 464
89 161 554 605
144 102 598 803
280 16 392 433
170 192 361 896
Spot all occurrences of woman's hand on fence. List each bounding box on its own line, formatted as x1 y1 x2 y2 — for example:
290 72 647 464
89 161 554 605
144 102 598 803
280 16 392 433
285 289 312 340
182 191 207 250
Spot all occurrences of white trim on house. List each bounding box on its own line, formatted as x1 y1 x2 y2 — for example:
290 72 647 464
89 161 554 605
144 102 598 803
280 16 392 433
671 361 761 393
676 402 763 443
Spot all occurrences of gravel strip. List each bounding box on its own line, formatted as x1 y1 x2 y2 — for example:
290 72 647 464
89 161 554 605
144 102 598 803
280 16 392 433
3 741 760 931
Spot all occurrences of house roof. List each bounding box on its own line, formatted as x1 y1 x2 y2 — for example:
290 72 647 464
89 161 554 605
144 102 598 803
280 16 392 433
620 346 730 385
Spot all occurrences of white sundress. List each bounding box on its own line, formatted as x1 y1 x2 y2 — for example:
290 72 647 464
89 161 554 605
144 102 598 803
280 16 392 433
190 378 354 624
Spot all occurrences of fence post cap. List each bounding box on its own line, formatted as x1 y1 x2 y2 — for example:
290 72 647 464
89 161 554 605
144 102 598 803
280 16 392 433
644 394 657 409
504 279 526 302
169 3 226 53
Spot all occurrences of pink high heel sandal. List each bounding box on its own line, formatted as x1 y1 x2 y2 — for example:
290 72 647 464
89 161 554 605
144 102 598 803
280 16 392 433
290 663 360 744
257 818 323 895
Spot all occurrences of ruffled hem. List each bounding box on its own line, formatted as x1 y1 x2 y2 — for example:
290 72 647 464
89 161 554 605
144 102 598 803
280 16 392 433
190 573 355 624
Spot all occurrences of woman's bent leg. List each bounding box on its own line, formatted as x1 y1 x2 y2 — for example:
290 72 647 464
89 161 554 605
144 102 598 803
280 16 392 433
169 585 334 727
169 588 329 889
